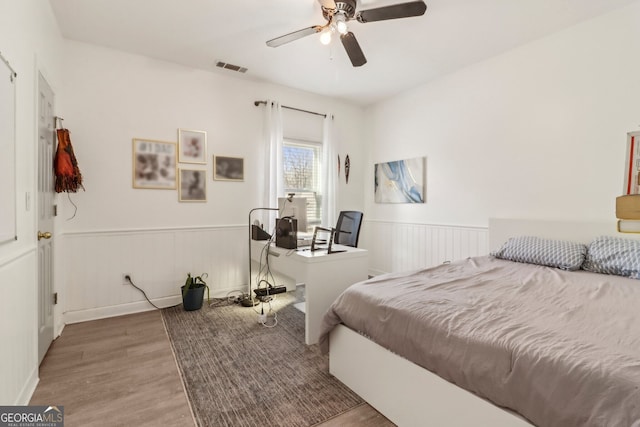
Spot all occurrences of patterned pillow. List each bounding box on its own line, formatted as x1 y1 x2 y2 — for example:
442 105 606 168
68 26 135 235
582 236 640 279
492 236 587 271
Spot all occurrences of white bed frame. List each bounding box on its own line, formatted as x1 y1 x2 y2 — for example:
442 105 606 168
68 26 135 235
329 218 627 427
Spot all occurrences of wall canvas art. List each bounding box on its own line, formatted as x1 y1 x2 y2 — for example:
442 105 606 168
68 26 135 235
374 157 425 203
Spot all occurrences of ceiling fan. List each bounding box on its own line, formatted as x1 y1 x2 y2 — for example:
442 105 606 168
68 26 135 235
266 0 427 67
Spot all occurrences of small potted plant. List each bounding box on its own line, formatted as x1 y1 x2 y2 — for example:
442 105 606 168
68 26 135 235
181 273 209 311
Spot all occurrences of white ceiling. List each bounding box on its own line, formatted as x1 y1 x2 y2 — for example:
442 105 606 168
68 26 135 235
49 0 637 106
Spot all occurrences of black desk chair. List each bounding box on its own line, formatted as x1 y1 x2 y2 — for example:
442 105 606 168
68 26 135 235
334 211 363 247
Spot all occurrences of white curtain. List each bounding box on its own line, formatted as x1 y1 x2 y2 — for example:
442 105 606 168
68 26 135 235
261 101 284 229
321 113 338 228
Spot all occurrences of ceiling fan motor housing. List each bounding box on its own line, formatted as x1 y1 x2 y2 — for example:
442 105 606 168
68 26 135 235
323 0 357 20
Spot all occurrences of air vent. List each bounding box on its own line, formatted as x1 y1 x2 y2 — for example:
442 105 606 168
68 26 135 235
215 60 248 74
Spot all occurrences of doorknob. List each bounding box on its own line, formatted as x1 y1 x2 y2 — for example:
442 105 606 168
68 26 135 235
38 231 52 241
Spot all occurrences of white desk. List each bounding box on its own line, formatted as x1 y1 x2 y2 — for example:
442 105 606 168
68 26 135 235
250 240 368 345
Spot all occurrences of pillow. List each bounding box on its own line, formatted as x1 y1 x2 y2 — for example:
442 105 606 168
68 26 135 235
582 236 640 279
492 236 587 271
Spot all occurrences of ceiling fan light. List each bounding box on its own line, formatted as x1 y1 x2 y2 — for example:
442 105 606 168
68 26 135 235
319 29 332 45
335 14 348 34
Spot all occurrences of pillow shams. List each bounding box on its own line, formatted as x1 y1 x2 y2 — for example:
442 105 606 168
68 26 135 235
583 236 640 279
492 236 587 271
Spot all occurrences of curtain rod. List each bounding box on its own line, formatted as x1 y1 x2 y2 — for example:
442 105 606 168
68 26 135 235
253 100 327 118
0 51 17 79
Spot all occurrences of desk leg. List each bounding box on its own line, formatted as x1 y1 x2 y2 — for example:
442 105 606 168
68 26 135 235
303 257 368 345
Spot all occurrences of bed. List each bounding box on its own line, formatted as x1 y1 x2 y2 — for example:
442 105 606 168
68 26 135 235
319 219 640 427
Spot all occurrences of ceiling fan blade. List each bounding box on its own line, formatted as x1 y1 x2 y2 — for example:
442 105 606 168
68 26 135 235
340 32 367 67
266 26 324 47
356 1 427 23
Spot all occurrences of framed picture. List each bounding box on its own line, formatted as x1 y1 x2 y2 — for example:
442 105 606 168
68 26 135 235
179 169 207 202
374 156 426 203
623 131 640 194
178 129 207 164
213 155 244 181
132 139 177 189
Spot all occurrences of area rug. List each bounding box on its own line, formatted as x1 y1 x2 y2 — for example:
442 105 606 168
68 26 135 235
161 294 363 427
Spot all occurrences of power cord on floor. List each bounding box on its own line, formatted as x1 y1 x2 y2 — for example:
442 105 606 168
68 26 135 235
254 296 279 328
208 290 245 307
127 274 281 328
125 275 245 310
125 275 180 310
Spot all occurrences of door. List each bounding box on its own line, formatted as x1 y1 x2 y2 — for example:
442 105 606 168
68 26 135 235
37 72 55 364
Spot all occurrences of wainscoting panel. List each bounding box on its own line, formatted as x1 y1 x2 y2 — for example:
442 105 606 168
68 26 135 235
63 226 247 323
360 220 489 276
62 222 488 322
0 249 38 405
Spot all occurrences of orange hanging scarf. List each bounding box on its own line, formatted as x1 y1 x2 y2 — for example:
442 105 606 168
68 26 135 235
54 128 84 193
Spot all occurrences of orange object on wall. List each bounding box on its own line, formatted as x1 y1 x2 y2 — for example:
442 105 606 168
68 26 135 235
54 128 84 193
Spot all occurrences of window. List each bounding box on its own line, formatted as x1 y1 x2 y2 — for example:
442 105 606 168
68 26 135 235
283 139 322 232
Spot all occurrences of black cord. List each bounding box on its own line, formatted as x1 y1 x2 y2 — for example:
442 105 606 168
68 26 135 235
256 210 290 292
251 202 296 303
125 275 179 310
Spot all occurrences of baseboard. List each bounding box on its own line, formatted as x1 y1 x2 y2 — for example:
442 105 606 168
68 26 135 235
293 302 306 313
64 295 182 324
209 286 246 299
16 366 39 405
63 287 248 324
54 320 65 339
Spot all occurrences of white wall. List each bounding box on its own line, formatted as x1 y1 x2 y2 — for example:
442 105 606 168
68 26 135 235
0 0 65 405
58 41 365 231
56 40 366 322
362 1 640 266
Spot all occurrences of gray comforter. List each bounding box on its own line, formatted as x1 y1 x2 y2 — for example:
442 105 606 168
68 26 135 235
319 256 640 427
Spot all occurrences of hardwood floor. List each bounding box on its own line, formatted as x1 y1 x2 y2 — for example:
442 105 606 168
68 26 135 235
315 403 395 427
30 311 193 426
30 310 395 427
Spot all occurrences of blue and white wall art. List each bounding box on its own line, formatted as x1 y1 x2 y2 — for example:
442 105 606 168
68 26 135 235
374 157 425 203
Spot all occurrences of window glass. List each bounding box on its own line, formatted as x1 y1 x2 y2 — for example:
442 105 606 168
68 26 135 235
283 139 322 231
